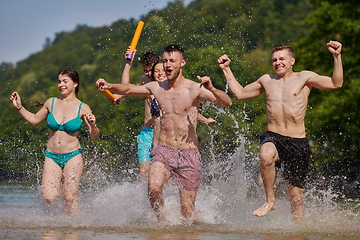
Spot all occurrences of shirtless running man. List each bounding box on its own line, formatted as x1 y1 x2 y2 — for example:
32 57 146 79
96 45 232 222
217 41 343 221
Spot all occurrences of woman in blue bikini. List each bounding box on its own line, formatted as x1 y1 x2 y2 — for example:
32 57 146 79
10 68 100 215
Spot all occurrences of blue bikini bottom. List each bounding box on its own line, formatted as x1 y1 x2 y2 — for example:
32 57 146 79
45 148 82 169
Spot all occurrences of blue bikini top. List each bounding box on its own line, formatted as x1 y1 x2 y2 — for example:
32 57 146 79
46 97 83 134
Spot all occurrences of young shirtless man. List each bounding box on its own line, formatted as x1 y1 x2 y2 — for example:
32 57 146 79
96 45 232 222
121 48 216 182
217 41 343 221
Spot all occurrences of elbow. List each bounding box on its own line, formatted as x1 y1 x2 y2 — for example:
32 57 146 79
234 96 242 101
226 101 233 108
92 132 100 140
234 95 247 101
91 135 99 140
336 82 343 89
221 99 232 108
233 92 247 101
29 122 40 127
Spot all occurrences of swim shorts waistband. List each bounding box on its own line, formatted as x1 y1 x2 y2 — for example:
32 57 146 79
156 143 199 152
267 131 307 140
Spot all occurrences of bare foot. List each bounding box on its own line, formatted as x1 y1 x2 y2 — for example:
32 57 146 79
252 202 276 217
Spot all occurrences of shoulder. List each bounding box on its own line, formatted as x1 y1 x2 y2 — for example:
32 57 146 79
140 74 152 85
43 97 54 108
45 97 54 103
298 70 319 81
183 78 201 91
256 74 274 85
184 78 200 87
258 74 274 81
298 70 317 77
79 102 92 113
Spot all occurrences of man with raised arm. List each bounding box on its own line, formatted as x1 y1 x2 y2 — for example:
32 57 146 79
217 41 343 221
96 45 232 222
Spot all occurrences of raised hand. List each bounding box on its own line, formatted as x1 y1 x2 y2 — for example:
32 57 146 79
217 54 231 69
327 41 342 56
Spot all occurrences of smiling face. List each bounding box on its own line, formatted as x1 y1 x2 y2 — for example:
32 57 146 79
162 50 186 82
58 74 78 96
152 62 167 82
271 48 295 78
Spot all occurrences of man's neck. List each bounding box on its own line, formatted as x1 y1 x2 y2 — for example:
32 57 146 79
278 69 294 80
168 74 185 88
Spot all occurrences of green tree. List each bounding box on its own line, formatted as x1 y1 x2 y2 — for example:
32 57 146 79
295 0 360 187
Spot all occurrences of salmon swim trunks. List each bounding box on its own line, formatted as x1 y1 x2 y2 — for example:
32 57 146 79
150 143 202 191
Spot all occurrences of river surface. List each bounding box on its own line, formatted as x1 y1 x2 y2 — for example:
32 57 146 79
1 170 359 240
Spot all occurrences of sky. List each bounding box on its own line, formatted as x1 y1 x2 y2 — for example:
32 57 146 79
0 0 192 64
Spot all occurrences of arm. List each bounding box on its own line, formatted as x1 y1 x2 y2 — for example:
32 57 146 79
197 113 216 126
121 47 135 85
112 47 136 101
81 104 100 140
96 78 151 98
308 41 343 89
10 92 49 126
122 47 151 86
197 76 232 108
217 54 263 100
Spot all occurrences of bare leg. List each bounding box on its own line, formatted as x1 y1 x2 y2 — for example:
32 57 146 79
139 161 151 183
180 189 197 219
253 142 278 217
62 155 83 215
148 161 171 221
286 182 305 222
41 157 62 205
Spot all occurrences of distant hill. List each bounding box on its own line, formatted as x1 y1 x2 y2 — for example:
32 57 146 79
1 0 359 197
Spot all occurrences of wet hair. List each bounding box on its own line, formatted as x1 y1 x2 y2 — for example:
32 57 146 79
140 51 159 69
151 60 165 81
163 45 185 59
58 68 80 95
271 45 294 57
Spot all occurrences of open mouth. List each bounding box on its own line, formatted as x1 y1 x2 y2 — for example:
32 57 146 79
275 65 284 71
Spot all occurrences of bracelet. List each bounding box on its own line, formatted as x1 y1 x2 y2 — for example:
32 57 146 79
227 79 232 83
16 106 23 111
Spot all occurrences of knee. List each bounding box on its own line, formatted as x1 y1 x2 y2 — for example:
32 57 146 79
148 182 162 197
42 191 59 204
260 144 277 167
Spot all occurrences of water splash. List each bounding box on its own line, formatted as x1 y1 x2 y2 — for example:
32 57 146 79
0 105 359 239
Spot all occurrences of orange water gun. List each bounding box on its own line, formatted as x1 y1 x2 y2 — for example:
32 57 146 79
100 87 120 104
125 21 145 61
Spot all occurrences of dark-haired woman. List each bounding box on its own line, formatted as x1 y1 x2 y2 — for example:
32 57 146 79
10 68 100 214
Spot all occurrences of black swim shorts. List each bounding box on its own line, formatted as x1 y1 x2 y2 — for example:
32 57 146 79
260 131 312 189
